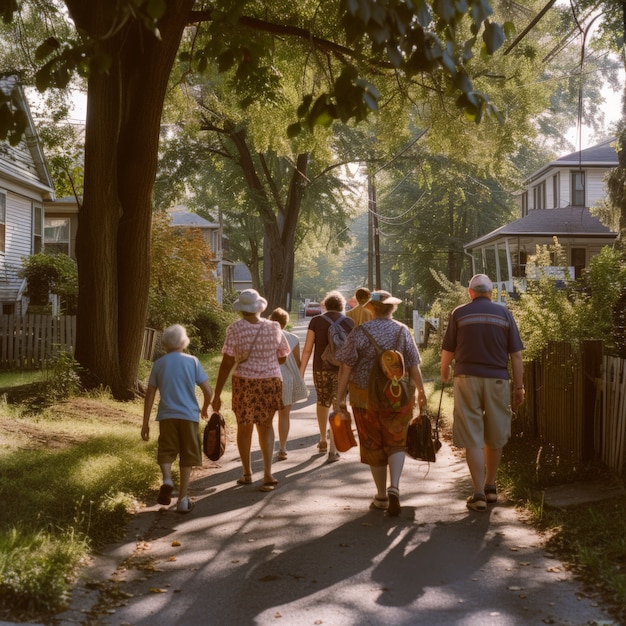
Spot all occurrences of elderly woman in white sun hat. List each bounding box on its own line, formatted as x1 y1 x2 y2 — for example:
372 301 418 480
212 289 290 492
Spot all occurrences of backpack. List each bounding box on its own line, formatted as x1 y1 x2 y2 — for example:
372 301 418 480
203 412 226 461
321 313 349 367
361 324 415 412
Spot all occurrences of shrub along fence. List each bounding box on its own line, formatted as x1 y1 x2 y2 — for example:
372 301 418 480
517 340 626 474
0 315 159 369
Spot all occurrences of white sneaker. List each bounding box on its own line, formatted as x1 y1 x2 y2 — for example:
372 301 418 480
176 496 195 514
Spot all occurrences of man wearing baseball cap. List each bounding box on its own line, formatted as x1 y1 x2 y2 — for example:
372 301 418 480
440 274 525 511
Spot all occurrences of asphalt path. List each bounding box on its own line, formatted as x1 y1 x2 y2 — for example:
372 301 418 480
55 321 613 626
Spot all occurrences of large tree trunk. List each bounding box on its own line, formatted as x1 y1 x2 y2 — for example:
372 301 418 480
229 127 307 313
67 0 194 398
262 154 307 312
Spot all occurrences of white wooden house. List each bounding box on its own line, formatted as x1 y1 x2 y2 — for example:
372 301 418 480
0 75 55 314
464 139 618 302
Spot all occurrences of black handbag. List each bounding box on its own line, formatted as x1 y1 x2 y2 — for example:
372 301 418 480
406 386 443 462
203 412 226 461
406 411 437 462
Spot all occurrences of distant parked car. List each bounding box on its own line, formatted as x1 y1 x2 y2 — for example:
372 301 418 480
305 302 322 316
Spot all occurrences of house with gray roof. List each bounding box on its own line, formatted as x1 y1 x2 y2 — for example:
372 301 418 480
0 75 55 313
464 139 618 302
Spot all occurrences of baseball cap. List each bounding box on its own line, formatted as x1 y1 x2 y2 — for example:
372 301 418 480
468 274 493 293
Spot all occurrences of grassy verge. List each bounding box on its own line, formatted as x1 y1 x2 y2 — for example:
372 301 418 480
0 352 231 622
497 425 626 624
0 390 155 619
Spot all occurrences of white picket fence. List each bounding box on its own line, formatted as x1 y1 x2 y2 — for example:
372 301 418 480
0 315 159 369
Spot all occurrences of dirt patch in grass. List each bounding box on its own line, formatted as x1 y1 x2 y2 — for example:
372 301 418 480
0 393 142 451
54 397 141 424
1 417 88 449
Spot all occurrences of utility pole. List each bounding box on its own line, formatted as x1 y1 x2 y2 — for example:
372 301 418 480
367 172 381 290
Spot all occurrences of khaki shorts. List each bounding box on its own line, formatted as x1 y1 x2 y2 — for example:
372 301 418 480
157 418 202 467
452 376 512 449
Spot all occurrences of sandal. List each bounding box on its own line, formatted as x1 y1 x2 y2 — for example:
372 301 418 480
176 497 195 514
484 484 498 504
326 452 340 463
259 483 276 492
369 495 389 510
466 494 487 511
277 450 288 461
317 441 328 452
387 486 401 516
236 474 252 485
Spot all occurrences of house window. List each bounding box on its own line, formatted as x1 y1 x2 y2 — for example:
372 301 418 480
533 181 546 209
552 173 560 208
571 247 586 279
211 230 220 255
571 171 585 206
521 191 528 216
44 217 70 255
0 192 6 253
33 204 43 254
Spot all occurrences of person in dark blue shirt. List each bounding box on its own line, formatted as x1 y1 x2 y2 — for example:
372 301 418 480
440 274 525 511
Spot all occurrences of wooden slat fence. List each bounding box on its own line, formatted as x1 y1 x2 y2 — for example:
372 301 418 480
0 314 76 369
517 340 626 475
0 315 160 369
599 356 626 474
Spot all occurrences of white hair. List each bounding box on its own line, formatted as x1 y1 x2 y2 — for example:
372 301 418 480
161 324 190 351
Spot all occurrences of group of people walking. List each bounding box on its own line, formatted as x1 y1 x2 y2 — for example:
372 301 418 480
142 274 525 517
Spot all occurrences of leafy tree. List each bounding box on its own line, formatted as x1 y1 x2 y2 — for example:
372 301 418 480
148 212 218 331
507 239 626 359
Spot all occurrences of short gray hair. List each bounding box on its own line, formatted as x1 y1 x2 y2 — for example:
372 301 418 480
161 324 190 351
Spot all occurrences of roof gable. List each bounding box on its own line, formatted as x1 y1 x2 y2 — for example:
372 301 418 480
0 75 54 196
527 138 617 184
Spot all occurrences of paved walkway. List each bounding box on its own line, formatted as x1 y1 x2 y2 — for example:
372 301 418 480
56 322 613 625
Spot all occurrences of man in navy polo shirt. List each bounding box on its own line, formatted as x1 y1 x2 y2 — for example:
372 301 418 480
440 274 525 511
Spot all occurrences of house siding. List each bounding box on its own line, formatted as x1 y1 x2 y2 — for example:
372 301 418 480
5 191 33 265
585 169 607 206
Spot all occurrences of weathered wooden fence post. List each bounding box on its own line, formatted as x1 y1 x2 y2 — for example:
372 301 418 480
582 340 603 463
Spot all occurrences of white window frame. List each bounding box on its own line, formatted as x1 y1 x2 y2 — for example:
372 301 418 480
571 171 585 206
33 203 43 254
44 217 71 256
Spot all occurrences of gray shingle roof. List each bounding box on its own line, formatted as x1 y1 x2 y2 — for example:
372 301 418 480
528 138 617 183
168 207 218 228
465 206 617 249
